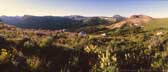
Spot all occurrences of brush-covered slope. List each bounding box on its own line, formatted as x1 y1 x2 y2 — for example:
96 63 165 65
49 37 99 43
144 18 168 31
0 17 168 72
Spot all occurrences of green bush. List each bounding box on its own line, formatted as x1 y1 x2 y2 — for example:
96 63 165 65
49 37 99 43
39 36 53 48
0 48 10 63
24 41 35 49
26 56 41 70
84 44 117 72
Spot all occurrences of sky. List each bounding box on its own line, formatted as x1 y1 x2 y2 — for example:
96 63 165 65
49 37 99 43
0 0 168 18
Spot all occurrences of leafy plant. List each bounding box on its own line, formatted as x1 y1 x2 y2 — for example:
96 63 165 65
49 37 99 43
24 41 35 49
39 36 53 48
26 56 41 70
0 48 10 63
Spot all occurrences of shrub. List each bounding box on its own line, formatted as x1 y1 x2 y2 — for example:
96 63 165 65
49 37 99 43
84 45 117 72
24 41 35 49
0 48 10 63
39 36 53 48
26 56 41 70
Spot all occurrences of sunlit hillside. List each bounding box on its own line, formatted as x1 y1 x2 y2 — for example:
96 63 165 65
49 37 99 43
144 18 168 31
1 16 168 72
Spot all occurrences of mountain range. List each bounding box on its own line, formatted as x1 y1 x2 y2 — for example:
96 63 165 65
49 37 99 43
0 15 124 30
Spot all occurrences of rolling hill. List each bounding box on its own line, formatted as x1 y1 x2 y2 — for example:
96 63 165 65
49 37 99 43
106 15 153 29
0 15 168 72
0 15 118 30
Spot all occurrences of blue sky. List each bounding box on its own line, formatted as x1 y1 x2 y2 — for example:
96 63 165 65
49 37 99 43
0 0 168 18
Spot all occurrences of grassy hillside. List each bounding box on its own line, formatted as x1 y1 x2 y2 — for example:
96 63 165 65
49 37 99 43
144 18 168 31
0 20 168 72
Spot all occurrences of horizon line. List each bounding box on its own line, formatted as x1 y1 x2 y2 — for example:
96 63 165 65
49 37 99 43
0 14 167 18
